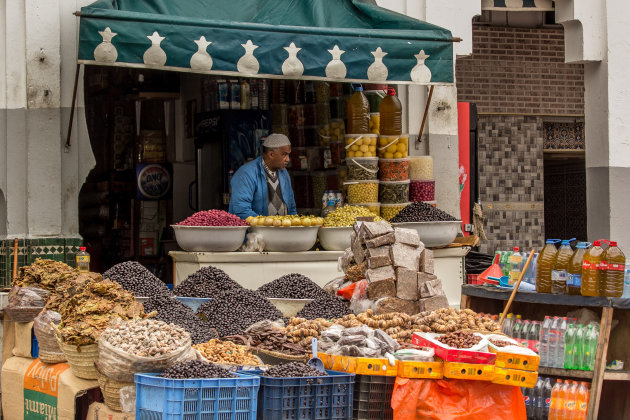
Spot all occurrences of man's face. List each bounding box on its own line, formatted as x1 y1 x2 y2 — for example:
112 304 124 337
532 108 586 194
267 145 291 170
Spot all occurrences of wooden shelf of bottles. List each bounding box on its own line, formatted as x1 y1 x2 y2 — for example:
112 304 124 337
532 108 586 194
461 284 630 419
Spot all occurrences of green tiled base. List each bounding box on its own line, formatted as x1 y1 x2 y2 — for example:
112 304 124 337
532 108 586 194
0 237 83 287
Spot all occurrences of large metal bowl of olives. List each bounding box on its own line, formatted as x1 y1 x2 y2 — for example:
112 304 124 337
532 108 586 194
249 226 320 252
318 226 354 251
391 221 461 248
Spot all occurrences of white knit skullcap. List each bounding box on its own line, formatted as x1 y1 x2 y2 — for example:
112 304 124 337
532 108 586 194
263 133 291 148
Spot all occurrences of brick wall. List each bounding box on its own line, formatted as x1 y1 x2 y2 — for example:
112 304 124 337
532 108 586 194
457 25 584 115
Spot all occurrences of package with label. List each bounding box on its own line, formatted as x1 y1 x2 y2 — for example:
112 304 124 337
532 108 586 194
367 246 392 269
365 232 395 248
418 294 449 312
419 279 444 298
396 268 419 300
420 249 435 274
375 297 420 315
393 228 421 247
390 243 420 271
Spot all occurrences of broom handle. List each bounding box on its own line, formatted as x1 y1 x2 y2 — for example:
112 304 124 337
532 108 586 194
12 238 18 281
498 249 535 327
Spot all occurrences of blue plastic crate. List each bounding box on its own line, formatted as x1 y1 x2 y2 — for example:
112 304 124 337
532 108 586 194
135 372 259 420
243 369 354 420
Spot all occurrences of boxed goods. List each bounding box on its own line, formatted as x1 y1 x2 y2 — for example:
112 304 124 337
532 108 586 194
492 367 538 388
486 334 540 371
443 361 495 381
412 332 496 364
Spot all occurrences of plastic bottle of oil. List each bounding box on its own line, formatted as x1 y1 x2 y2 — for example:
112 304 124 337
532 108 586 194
379 87 402 135
600 241 626 297
346 84 369 134
581 240 604 296
567 242 590 295
75 246 90 272
536 239 561 293
551 239 575 295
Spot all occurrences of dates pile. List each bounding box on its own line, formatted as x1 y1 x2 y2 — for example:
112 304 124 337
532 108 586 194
296 294 352 320
174 266 242 298
257 273 328 300
160 361 236 379
143 296 217 344
193 340 261 366
436 331 482 349
411 308 500 334
489 339 513 348
389 201 457 223
197 289 282 337
104 261 172 299
261 362 327 378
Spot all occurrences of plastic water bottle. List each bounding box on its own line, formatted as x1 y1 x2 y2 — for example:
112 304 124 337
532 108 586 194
564 323 576 369
528 321 541 354
502 313 513 336
509 246 524 285
520 320 531 349
532 377 543 420
586 325 599 370
549 316 560 367
512 317 523 340
523 386 533 419
540 316 551 366
622 260 630 298
556 317 569 368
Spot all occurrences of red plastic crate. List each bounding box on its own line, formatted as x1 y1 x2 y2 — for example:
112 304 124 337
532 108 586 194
466 274 479 285
411 333 497 365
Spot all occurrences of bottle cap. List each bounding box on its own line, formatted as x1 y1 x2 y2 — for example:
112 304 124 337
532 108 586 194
610 241 618 246
351 83 363 92
386 87 397 96
514 246 519 252
80 246 86 251
577 242 591 249
593 240 601 246
546 239 561 244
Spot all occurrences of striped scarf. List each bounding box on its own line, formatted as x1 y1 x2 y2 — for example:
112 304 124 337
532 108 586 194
263 161 287 216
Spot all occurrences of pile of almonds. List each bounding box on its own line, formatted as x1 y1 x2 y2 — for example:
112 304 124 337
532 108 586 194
193 340 261 366
100 319 189 357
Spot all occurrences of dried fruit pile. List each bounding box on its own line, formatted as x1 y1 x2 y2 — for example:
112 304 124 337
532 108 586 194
261 362 327 378
174 266 242 298
176 210 248 227
390 201 457 223
284 317 334 348
436 331 482 349
296 294 352 320
257 273 328 300
193 340 261 366
411 308 500 333
160 361 236 379
104 261 172 298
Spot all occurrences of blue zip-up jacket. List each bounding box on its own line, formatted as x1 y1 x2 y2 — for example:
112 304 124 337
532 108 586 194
228 156 297 219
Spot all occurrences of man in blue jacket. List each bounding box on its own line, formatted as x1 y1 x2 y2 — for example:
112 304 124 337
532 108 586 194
228 133 297 219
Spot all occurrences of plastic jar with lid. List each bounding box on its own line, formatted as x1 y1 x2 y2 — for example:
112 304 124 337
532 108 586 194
345 180 379 204
378 158 409 181
345 133 378 158
354 202 381 217
408 156 434 180
330 119 346 142
369 113 380 135
381 202 409 221
378 134 409 158
347 157 379 181
379 180 410 204
409 180 435 202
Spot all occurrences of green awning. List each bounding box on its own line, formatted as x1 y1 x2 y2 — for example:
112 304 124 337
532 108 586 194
78 0 454 84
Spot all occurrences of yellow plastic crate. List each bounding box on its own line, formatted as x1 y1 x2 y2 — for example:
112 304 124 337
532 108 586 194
493 351 540 372
318 353 399 376
492 367 538 388
397 359 444 379
443 361 495 381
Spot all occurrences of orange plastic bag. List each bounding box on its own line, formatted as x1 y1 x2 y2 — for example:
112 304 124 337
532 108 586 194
391 377 526 420
337 281 359 300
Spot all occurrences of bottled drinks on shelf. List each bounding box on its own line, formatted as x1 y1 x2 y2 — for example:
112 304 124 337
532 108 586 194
540 315 552 367
509 246 524 285
537 239 561 293
502 313 514 336
532 378 589 420
500 250 512 277
573 324 586 370
346 83 370 134
75 246 90 272
563 324 576 369
555 317 568 369
549 316 560 368
523 252 539 284
623 260 630 298
567 242 590 295
581 240 604 296
528 321 541 353
520 320 531 348
549 379 564 420
551 239 575 295
600 241 626 297
379 87 402 135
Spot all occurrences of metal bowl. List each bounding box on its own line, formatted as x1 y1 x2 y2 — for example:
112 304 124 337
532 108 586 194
249 226 320 252
171 225 248 252
318 226 354 251
175 296 212 312
267 298 313 317
391 221 461 248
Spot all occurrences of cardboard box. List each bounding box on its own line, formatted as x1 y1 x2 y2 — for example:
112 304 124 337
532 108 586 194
87 402 135 420
412 332 497 365
443 361 495 381
492 367 538 388
397 359 444 379
2 357 99 420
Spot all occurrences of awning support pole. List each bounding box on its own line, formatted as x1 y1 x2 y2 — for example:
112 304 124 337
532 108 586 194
417 85 434 145
66 63 81 148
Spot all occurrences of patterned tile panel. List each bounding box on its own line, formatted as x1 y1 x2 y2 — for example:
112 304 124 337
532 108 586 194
543 122 584 150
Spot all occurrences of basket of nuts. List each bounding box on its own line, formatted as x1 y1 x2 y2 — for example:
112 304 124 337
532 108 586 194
412 331 495 364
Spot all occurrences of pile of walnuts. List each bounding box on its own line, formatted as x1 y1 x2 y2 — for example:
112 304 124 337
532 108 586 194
411 308 500 334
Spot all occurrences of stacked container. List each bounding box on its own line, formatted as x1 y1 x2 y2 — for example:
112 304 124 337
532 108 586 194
408 155 436 205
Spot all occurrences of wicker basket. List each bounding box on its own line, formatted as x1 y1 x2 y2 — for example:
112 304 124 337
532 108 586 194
57 340 99 379
38 350 67 365
4 306 44 323
95 362 133 412
254 348 308 365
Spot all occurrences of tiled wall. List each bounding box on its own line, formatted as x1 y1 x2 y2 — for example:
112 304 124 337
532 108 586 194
477 115 545 254
0 238 82 286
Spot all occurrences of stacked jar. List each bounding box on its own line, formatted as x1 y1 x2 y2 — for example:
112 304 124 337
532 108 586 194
408 156 435 205
377 88 409 220
344 84 379 215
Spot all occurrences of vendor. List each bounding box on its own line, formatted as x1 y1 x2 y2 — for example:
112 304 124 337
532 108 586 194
228 133 297 219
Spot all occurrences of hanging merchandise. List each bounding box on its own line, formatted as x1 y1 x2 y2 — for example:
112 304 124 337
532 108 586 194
600 241 626 297
536 239 560 294
581 240 604 297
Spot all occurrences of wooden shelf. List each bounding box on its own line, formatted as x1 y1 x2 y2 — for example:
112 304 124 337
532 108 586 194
603 370 630 381
538 366 594 380
461 284 630 309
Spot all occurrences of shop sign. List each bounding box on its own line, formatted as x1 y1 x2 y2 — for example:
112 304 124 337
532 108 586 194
136 163 172 200
23 359 70 420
